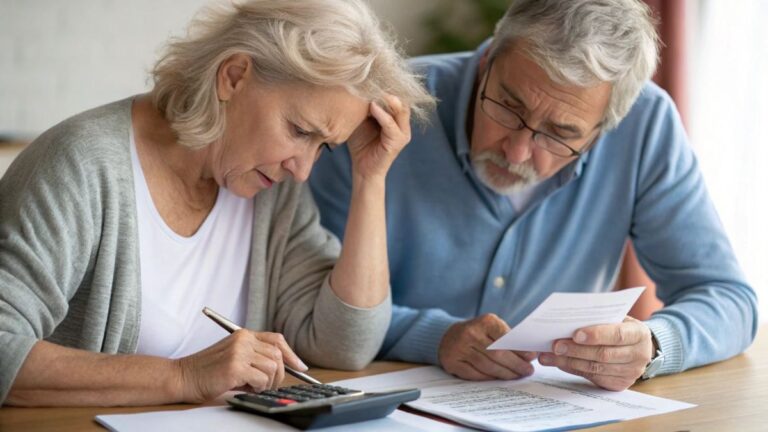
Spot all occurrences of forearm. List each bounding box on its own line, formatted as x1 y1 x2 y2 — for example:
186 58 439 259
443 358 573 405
381 305 464 364
7 340 182 407
330 175 389 307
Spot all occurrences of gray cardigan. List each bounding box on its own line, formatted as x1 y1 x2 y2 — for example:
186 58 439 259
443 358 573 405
0 98 391 404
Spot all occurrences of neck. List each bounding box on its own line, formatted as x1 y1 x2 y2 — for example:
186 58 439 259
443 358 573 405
133 95 216 190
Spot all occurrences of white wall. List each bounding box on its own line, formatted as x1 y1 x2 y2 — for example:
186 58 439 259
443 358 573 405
689 1 768 322
0 0 440 139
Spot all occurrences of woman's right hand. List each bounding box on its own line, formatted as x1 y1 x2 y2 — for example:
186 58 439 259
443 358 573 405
174 330 307 403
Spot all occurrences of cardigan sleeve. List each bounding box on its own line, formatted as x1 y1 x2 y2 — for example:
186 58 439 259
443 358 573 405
0 135 96 405
269 183 391 371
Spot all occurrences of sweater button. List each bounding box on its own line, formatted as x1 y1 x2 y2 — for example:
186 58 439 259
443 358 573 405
493 276 505 289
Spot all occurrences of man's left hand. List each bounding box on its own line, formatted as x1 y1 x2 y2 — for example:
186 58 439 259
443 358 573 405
538 316 653 391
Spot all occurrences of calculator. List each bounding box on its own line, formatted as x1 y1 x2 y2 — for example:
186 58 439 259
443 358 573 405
227 383 420 429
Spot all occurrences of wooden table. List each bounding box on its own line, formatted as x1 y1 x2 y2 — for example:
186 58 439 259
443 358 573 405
2 327 766 431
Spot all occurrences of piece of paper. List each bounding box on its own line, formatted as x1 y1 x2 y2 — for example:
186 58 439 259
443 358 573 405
487 286 645 352
333 363 695 432
95 403 471 432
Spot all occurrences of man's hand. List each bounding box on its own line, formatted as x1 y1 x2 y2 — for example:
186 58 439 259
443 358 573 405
538 316 653 391
438 314 537 380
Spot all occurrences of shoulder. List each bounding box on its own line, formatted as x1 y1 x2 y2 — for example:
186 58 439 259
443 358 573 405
10 98 134 180
35 98 133 161
604 82 684 153
408 51 475 95
620 82 678 129
1 98 136 223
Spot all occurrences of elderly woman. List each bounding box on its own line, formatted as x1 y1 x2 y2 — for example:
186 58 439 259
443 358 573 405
0 0 433 406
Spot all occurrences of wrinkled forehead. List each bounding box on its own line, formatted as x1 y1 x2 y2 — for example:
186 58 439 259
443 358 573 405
282 82 370 142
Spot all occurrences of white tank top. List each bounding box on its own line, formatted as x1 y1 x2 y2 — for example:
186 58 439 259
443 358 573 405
130 129 254 359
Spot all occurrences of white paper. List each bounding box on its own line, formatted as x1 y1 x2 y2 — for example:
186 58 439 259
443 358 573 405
487 286 646 352
96 404 470 432
333 363 694 432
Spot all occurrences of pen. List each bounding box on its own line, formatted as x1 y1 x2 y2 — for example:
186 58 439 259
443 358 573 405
202 306 323 385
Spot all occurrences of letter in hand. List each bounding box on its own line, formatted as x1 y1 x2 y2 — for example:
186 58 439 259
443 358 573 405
538 316 653 391
438 313 538 381
174 330 308 403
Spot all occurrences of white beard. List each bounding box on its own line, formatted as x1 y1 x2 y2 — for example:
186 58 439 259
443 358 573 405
471 151 540 195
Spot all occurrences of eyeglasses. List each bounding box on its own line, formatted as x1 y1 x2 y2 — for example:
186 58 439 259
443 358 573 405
479 60 588 158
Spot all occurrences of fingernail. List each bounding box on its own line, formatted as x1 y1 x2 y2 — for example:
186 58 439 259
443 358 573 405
574 331 587 343
297 359 309 371
554 343 567 355
539 353 553 365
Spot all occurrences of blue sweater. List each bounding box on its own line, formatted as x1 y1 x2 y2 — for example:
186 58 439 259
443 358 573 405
309 45 758 376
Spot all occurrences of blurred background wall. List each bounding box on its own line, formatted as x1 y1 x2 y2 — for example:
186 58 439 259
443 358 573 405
1 0 766 322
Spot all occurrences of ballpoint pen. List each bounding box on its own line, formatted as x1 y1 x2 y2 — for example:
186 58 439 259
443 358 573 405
202 306 323 385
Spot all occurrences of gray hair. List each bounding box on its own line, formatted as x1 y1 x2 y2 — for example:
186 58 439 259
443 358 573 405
489 0 659 130
152 0 435 148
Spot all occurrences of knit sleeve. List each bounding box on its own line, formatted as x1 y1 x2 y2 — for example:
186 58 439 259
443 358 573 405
269 183 391 371
0 133 96 405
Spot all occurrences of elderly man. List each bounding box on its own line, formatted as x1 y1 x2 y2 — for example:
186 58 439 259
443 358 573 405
309 0 757 390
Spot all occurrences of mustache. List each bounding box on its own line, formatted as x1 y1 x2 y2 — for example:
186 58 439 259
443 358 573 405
472 151 539 182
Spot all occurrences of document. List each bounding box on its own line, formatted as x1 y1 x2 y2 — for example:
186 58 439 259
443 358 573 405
333 363 694 432
487 286 645 352
96 404 472 432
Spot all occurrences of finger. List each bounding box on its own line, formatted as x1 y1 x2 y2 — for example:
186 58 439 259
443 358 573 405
552 339 637 363
452 360 497 381
574 320 649 347
484 350 536 376
243 357 273 392
257 333 306 372
369 101 401 143
539 352 644 379
382 94 411 137
514 350 539 362
250 339 284 389
473 348 534 379
477 313 511 340
553 362 637 392
470 315 532 377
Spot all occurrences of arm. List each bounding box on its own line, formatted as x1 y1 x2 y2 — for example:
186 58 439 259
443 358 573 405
1 131 304 406
631 91 757 373
309 111 535 377
276 97 412 370
540 88 758 389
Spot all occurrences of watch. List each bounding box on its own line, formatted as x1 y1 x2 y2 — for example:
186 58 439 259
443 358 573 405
641 336 665 380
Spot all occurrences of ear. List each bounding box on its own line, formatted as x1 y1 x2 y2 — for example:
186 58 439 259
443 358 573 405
217 53 252 102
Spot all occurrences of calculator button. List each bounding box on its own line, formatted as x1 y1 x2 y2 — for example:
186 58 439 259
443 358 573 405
276 398 297 405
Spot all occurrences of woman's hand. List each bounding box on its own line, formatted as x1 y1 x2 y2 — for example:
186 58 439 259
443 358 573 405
346 94 412 181
174 330 307 403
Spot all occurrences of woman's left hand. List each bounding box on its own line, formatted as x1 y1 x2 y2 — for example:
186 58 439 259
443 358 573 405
346 94 411 181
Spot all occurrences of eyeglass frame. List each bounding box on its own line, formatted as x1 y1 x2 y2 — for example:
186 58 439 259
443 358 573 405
478 59 600 158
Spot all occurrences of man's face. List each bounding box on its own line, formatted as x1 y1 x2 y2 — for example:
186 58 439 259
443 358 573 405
469 44 611 194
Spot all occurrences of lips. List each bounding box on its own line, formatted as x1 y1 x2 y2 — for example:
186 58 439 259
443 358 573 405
256 170 275 188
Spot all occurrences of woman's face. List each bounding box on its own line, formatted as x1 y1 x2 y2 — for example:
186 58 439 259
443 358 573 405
210 56 369 198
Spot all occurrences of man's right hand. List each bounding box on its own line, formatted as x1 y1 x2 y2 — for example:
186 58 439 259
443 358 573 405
438 314 537 380
174 329 308 403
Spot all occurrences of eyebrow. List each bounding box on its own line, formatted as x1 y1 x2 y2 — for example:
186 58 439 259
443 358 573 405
298 115 340 146
498 82 586 138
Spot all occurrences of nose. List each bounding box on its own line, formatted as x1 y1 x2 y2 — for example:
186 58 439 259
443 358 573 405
502 129 533 164
283 148 316 183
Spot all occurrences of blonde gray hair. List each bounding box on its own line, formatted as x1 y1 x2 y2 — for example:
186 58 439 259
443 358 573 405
152 0 435 148
489 0 659 130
